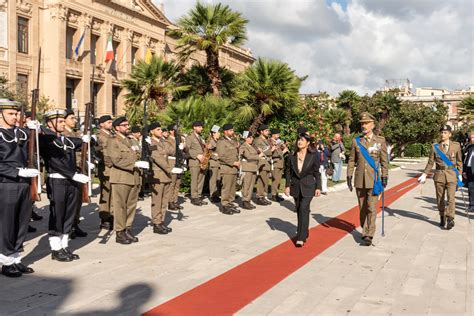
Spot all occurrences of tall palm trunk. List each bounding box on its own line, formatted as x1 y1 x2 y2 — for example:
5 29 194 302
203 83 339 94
249 113 265 135
344 108 351 135
206 48 222 97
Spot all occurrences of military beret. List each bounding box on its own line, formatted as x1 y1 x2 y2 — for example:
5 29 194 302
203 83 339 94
270 128 280 135
192 121 203 127
359 112 376 123
167 124 177 131
112 116 127 127
24 111 32 118
45 109 66 120
98 115 113 124
297 127 308 135
258 124 269 132
162 127 168 132
0 98 20 111
64 109 75 119
148 122 161 131
130 125 141 133
222 123 233 131
440 125 452 132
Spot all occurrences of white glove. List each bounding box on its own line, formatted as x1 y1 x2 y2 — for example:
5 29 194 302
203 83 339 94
82 135 91 143
179 143 185 150
72 173 90 184
171 167 184 174
87 162 96 170
26 120 40 131
91 135 97 142
134 161 150 169
17 168 40 178
145 136 152 145
458 175 463 183
418 173 427 184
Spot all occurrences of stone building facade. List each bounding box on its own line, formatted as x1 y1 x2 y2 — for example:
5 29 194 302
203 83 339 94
0 0 254 116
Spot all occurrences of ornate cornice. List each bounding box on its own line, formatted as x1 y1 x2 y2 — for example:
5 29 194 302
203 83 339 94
49 3 68 21
17 0 33 15
0 0 7 12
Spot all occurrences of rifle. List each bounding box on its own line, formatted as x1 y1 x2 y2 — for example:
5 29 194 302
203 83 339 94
141 100 152 192
29 48 41 201
80 102 92 203
175 122 186 171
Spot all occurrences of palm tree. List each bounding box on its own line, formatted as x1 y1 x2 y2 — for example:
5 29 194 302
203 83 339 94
233 58 301 134
336 90 360 135
168 2 248 96
324 108 348 133
458 95 474 122
122 55 189 112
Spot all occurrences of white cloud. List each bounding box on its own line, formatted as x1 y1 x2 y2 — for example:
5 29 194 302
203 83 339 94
157 0 473 95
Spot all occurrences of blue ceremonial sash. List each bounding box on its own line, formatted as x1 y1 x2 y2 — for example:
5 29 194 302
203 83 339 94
433 144 463 189
355 137 384 196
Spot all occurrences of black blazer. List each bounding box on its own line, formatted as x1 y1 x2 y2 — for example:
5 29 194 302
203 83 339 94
463 144 474 178
285 151 322 198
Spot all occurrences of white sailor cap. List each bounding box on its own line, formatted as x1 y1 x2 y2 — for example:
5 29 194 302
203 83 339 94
242 131 251 139
0 98 21 110
211 125 220 133
45 109 67 120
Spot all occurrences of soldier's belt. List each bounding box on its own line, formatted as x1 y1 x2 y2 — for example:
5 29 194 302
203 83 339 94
49 173 66 179
436 166 455 170
168 156 176 160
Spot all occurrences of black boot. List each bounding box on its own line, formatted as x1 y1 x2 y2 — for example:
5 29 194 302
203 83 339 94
361 236 372 246
271 195 285 202
168 202 178 210
160 223 172 233
242 201 254 210
254 197 267 205
153 224 168 234
199 198 208 205
446 217 455 230
14 263 34 274
52 249 73 262
64 248 80 260
28 225 37 233
70 225 88 239
125 229 139 242
229 203 241 213
1 264 22 277
100 217 114 230
31 210 43 221
220 205 234 215
210 196 221 203
116 231 132 244
439 216 446 228
191 198 203 206
263 198 272 205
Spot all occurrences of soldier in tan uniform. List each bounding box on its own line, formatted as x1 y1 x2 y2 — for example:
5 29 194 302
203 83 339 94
109 117 149 245
148 122 173 234
418 125 463 229
208 125 221 203
95 115 114 230
62 109 88 238
216 124 241 215
347 112 388 246
270 128 288 202
186 121 208 206
240 131 265 210
165 124 184 210
254 124 276 205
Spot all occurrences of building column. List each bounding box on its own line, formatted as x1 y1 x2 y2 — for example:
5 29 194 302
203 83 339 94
98 21 113 116
77 13 92 116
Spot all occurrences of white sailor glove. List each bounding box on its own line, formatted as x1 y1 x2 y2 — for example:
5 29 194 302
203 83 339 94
417 173 427 184
145 136 152 145
91 135 97 142
171 167 184 174
26 120 40 131
17 168 40 178
87 162 96 170
179 143 185 150
82 135 91 143
134 161 150 169
72 173 90 184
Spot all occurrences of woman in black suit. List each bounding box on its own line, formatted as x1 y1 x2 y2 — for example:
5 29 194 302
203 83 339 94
285 134 322 247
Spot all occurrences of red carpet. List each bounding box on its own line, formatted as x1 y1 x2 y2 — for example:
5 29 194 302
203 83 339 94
144 177 419 316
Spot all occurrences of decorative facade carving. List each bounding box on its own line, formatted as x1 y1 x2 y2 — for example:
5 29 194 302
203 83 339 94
140 34 150 47
16 0 32 15
113 28 122 40
49 3 67 21
92 20 102 32
0 0 7 12
79 14 92 29
102 22 114 35
68 12 79 25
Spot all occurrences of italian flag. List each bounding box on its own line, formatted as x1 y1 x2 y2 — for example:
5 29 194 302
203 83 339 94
104 35 114 63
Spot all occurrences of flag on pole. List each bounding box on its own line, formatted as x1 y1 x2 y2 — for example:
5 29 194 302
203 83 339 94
104 35 114 63
74 29 85 60
145 48 153 64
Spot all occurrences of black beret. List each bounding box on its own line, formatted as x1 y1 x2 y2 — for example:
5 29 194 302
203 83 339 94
64 109 75 118
297 127 308 134
162 127 168 132
222 123 233 131
24 111 32 118
270 128 280 135
148 122 161 131
440 125 452 132
192 121 203 127
258 124 269 132
130 125 141 133
99 115 112 124
112 116 127 127
167 124 177 131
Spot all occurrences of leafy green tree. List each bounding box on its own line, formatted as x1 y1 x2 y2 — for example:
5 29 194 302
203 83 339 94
458 94 474 123
233 58 302 134
365 91 401 134
383 100 448 157
176 64 237 99
336 90 361 135
324 108 348 134
168 2 248 96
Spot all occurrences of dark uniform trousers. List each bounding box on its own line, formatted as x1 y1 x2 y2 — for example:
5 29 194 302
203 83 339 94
241 172 256 202
256 170 270 198
356 188 377 237
98 166 113 220
221 173 237 206
112 184 140 232
152 183 171 224
209 166 220 198
0 181 31 256
46 178 80 235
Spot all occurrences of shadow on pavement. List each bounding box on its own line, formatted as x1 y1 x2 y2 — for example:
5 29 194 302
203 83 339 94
312 213 363 244
384 207 439 227
266 217 296 239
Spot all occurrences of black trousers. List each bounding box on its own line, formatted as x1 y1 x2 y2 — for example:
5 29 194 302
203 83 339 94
294 194 313 242
468 180 474 208
74 185 83 225
0 182 32 256
46 178 80 236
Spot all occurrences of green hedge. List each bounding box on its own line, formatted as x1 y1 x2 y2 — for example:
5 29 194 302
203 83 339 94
404 143 431 157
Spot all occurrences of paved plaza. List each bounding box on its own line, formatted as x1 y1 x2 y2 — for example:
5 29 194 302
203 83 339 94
1 161 473 315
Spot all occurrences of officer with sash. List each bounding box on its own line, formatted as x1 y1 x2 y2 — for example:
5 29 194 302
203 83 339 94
418 125 463 229
347 112 388 246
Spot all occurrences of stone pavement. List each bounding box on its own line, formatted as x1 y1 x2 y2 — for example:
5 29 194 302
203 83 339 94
0 161 472 315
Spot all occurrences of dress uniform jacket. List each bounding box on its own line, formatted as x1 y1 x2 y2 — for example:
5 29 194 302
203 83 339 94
254 136 272 171
96 129 113 177
347 134 389 188
424 141 463 183
209 137 220 168
240 143 260 172
271 141 285 169
63 127 82 170
151 138 172 183
164 136 177 167
109 134 141 186
186 133 205 168
216 137 239 175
